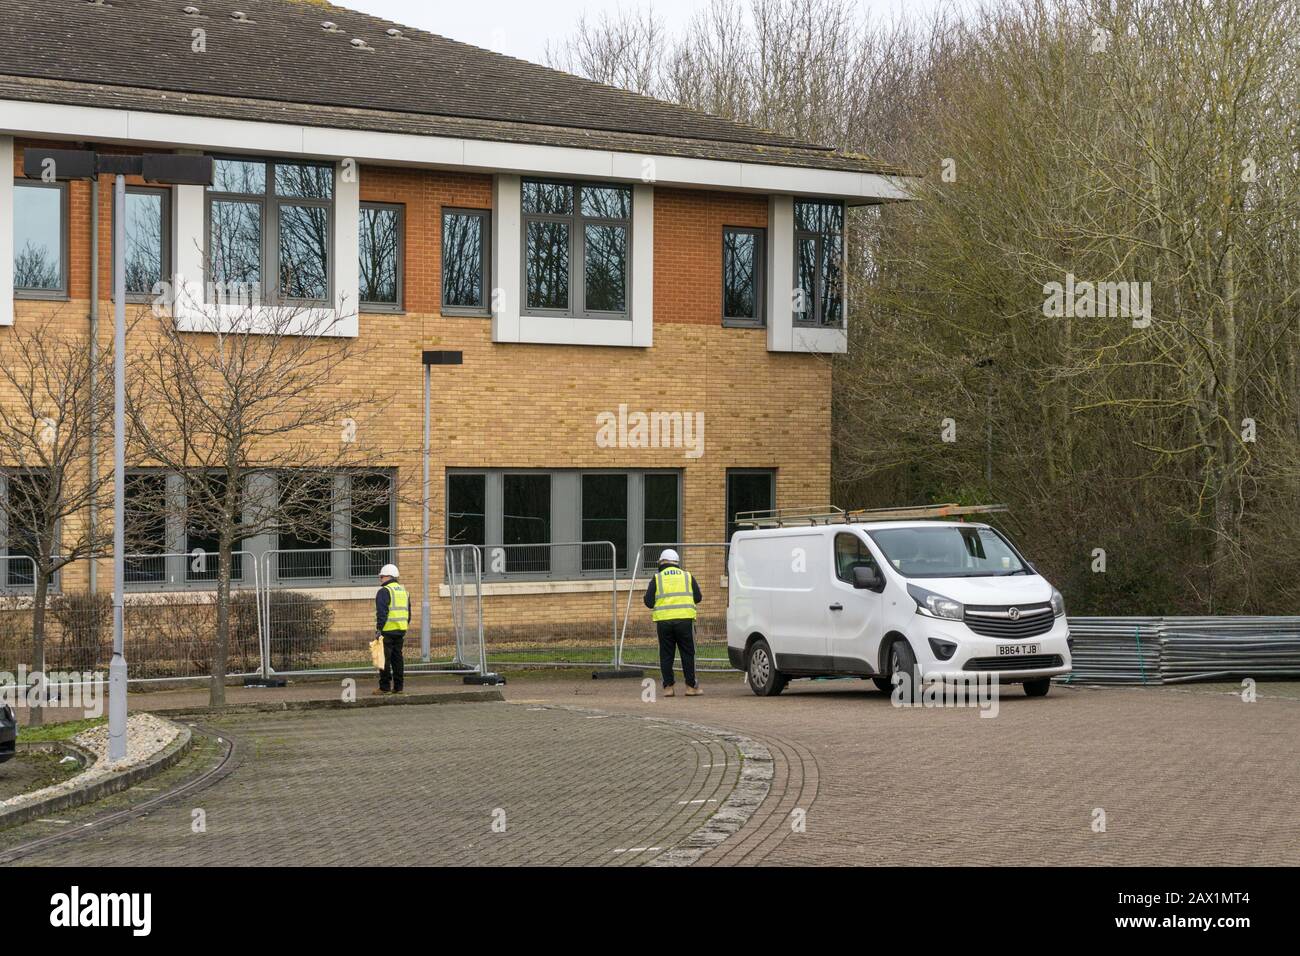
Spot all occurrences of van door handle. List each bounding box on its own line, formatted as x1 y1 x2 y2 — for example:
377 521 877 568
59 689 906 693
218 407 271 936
829 603 843 611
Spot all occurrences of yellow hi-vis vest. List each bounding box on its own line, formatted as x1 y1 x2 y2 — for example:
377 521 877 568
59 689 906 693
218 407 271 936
382 581 410 633
652 566 697 622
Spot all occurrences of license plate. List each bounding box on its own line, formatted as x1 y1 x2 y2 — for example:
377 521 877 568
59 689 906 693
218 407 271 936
997 643 1039 657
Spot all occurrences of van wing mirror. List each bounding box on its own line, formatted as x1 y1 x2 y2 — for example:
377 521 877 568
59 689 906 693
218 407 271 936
852 564 884 591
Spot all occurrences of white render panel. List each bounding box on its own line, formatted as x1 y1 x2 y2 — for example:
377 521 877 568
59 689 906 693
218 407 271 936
491 174 522 343
333 161 360 335
0 136 12 326
766 195 794 352
630 183 654 347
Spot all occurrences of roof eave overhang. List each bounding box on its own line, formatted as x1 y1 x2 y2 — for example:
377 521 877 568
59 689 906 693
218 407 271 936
0 94 913 203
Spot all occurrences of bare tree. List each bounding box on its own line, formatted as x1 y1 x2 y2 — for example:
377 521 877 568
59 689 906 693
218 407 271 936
126 286 398 706
0 321 113 725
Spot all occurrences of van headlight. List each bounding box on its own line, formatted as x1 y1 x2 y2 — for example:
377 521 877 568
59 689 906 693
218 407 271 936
1050 588 1065 617
907 584 964 621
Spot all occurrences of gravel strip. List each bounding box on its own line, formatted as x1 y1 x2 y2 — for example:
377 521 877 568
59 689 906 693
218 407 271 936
0 713 182 814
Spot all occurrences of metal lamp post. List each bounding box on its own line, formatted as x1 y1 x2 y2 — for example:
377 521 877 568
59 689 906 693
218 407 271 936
23 149 212 762
420 349 463 664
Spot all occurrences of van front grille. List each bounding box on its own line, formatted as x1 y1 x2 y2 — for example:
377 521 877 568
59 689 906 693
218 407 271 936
963 602 1055 638
964 654 1063 672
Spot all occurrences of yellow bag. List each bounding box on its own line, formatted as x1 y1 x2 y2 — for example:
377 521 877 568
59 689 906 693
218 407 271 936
369 637 385 670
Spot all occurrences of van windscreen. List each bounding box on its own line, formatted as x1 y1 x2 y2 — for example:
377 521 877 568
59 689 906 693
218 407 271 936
867 526 1028 578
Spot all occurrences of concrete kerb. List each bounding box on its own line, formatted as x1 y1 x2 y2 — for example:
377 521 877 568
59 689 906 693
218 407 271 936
535 704 774 867
146 688 505 718
0 724 193 831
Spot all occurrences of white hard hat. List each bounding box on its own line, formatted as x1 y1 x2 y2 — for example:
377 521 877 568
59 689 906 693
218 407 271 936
658 549 680 565
380 563 400 578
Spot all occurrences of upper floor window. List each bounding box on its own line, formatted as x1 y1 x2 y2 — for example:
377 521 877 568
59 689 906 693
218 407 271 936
13 181 67 298
359 202 403 311
522 180 630 319
442 208 490 314
117 187 171 301
206 158 333 305
793 200 844 328
723 226 765 326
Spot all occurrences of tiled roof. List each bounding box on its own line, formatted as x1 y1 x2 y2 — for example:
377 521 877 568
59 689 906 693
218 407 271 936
0 0 899 175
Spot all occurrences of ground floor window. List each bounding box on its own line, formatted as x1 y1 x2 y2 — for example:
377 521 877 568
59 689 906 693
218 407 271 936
446 469 680 580
726 469 775 543
117 469 393 589
0 472 52 588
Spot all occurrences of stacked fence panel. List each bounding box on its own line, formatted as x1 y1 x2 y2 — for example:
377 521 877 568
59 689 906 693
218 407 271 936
1065 616 1300 684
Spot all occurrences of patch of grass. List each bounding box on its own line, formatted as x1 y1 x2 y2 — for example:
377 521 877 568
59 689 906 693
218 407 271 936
17 716 107 744
0 750 85 801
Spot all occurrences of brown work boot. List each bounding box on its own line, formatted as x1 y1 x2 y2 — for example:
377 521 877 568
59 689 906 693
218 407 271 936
662 685 675 697
685 684 704 697
372 688 389 696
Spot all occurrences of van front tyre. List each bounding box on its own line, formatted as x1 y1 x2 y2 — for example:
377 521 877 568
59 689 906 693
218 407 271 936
1023 677 1052 697
888 639 920 702
747 639 787 697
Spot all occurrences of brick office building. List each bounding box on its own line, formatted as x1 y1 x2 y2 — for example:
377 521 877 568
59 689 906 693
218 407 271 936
0 0 905 664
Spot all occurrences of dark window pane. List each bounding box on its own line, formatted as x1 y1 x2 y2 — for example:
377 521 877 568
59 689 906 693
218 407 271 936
210 200 262 298
212 159 267 195
821 231 843 327
723 229 758 321
503 474 551 573
279 204 330 300
350 473 393 577
795 236 817 321
726 472 774 543
124 191 165 296
525 220 570 310
13 185 63 292
360 205 401 305
522 181 573 215
581 185 630 219
643 474 679 553
581 474 627 571
583 224 626 313
277 474 334 579
125 474 168 584
442 212 485 309
795 201 842 233
447 474 486 548
4 473 49 587
184 474 243 582
274 163 333 200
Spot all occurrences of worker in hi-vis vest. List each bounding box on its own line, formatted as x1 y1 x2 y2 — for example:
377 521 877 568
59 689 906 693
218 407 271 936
643 549 704 696
375 563 409 695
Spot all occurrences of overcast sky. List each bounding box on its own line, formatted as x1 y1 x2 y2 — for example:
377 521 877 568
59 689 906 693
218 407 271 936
345 0 952 65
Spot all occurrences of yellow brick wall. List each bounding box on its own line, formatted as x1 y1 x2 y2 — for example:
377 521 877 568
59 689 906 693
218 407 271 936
4 142 831 657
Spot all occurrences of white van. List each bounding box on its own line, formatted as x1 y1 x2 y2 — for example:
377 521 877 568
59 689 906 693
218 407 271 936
726 508 1072 697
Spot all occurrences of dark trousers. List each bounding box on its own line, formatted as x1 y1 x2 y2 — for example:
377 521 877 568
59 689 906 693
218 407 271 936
656 618 697 688
379 631 405 692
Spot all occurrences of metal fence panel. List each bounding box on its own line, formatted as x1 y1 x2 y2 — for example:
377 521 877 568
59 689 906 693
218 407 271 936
258 544 485 678
476 542 619 669
618 542 734 673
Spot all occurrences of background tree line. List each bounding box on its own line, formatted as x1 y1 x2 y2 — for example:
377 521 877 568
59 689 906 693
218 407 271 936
550 0 1300 614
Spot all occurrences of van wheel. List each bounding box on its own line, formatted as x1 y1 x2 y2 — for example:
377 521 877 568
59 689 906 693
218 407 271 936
871 677 893 694
747 639 787 697
887 639 920 701
1023 677 1052 697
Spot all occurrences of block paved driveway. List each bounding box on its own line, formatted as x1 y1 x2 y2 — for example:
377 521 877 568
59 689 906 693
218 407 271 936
8 677 1298 866
9 702 745 867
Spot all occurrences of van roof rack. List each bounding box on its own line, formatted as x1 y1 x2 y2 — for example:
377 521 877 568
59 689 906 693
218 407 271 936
735 503 1009 529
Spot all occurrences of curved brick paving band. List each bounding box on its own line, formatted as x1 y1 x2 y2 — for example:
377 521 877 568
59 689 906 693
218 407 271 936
4 701 808 867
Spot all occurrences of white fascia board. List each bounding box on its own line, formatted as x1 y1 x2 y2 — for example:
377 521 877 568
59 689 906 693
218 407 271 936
0 98 906 203
0 136 13 326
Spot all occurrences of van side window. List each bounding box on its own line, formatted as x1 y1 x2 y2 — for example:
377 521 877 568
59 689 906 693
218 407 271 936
834 533 876 584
